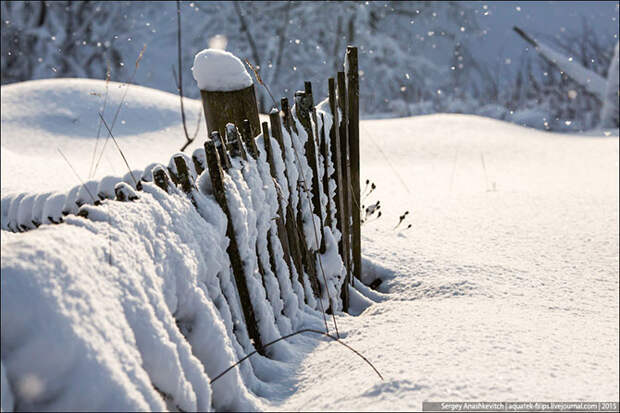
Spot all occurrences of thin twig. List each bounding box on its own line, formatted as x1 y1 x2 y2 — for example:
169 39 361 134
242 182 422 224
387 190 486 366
92 44 146 177
245 58 279 110
360 123 411 194
173 67 203 152
98 112 139 188
175 0 193 152
210 328 383 384
191 107 202 140
89 61 111 179
57 148 97 204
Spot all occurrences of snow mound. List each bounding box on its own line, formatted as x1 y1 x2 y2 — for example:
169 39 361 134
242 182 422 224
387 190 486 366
1 183 263 411
0 78 205 195
192 49 253 91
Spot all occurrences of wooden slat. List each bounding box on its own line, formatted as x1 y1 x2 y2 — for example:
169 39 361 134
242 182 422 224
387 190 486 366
275 98 307 296
204 139 265 355
294 91 323 234
201 85 261 139
337 71 353 282
328 77 349 310
268 111 297 283
346 46 361 282
319 113 332 230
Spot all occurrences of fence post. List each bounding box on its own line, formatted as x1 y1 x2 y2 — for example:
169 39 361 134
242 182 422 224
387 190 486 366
328 77 349 311
212 131 232 171
240 118 261 159
152 166 170 192
337 71 353 282
260 121 287 292
294 90 324 235
200 85 261 140
192 148 206 175
268 111 297 282
346 46 361 282
204 139 265 355
281 97 298 136
226 124 248 161
287 94 322 300
173 155 194 195
319 113 332 230
276 98 306 295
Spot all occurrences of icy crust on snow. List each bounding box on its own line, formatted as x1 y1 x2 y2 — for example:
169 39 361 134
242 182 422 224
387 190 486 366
1 184 265 412
192 49 253 92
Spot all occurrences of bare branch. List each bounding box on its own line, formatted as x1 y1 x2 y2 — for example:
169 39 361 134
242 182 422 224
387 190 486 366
210 328 384 384
175 0 193 153
98 112 139 188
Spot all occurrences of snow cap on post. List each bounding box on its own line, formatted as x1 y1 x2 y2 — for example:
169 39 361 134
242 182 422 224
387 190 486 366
191 49 253 92
193 48 261 140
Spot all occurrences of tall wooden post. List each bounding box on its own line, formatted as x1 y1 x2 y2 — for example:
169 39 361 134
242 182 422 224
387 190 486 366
204 139 265 355
346 46 361 282
337 71 352 281
328 77 349 310
200 85 261 139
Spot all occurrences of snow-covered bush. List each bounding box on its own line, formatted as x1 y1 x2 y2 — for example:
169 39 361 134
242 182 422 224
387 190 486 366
1 1 128 83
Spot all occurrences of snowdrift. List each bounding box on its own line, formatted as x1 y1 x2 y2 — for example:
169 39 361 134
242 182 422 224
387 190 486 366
2 184 255 411
1 78 365 411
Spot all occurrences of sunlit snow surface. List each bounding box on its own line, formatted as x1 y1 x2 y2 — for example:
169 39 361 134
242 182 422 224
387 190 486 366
1 79 618 411
273 115 619 410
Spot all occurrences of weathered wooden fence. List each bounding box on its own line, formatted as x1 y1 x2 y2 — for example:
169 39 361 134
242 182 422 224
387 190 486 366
4 47 363 350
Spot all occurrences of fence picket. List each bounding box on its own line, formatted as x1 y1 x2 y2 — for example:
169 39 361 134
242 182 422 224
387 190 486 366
346 46 362 282
337 71 353 283
328 77 349 310
204 139 265 355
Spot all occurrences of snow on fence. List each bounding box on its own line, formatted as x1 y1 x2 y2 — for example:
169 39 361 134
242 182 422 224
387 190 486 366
1 47 367 409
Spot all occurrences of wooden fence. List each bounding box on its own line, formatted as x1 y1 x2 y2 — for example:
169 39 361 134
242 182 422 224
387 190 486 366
3 47 363 349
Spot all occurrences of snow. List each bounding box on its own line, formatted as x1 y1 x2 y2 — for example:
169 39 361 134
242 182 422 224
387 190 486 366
600 42 620 128
1 78 618 411
535 40 607 99
191 49 253 92
2 184 264 411
0 78 207 196
275 114 619 409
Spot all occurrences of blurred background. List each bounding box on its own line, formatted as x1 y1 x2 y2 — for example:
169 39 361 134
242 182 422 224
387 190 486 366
1 1 618 131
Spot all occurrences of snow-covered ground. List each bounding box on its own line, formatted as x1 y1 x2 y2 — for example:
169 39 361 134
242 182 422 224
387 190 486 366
272 115 619 410
1 79 618 411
